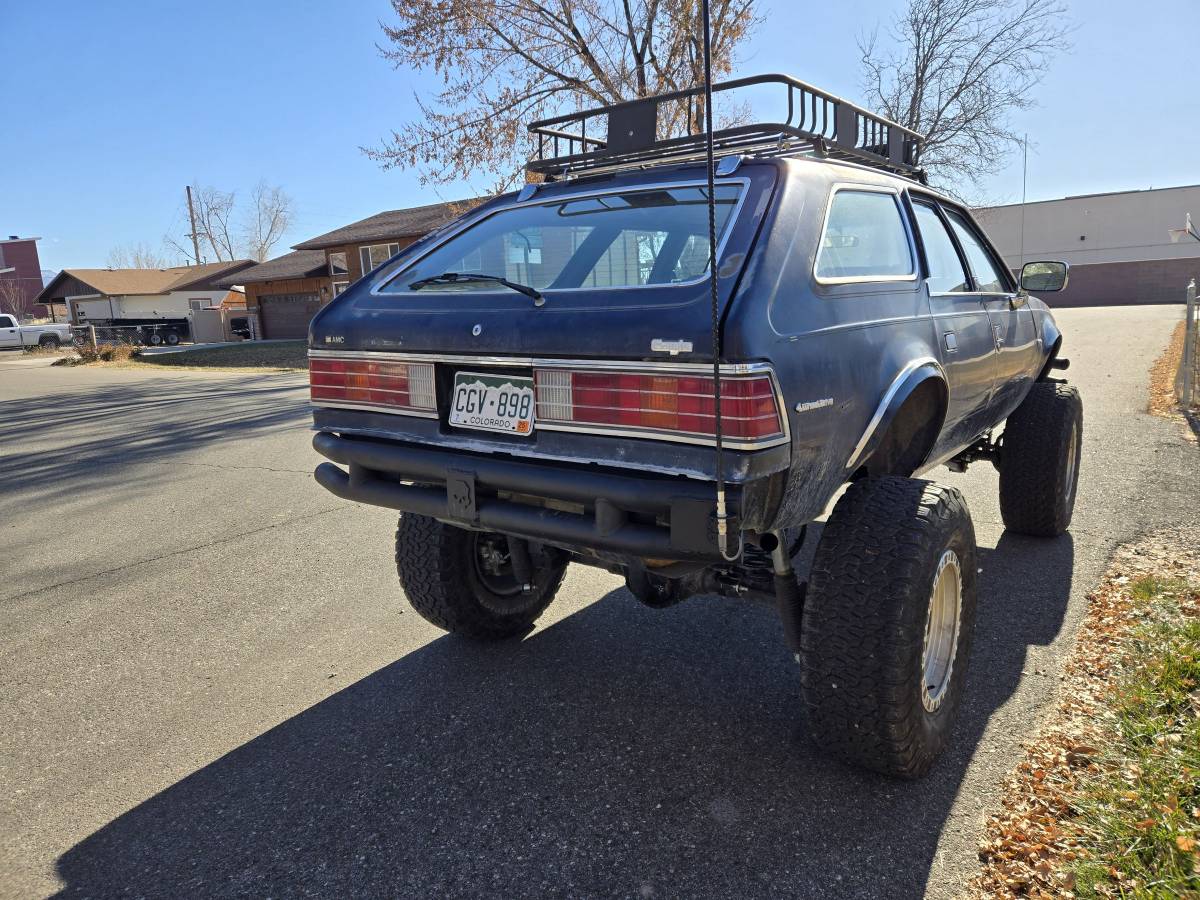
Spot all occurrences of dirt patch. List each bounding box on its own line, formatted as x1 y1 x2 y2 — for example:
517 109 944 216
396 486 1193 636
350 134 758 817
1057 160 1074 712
970 528 1200 898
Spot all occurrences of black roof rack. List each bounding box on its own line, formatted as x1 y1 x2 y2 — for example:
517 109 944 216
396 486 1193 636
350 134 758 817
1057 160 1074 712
526 73 925 182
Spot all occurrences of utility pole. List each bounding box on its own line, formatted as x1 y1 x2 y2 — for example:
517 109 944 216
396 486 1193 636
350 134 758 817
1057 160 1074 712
185 185 202 265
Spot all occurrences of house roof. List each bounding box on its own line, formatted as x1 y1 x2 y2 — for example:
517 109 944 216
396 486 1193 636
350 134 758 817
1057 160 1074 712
36 260 256 303
212 248 329 287
292 198 481 250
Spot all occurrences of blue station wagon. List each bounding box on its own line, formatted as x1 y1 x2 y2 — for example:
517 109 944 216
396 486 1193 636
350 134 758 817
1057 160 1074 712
308 75 1082 777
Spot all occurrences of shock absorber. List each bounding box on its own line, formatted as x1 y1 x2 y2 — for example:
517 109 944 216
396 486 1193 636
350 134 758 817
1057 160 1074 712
506 536 534 593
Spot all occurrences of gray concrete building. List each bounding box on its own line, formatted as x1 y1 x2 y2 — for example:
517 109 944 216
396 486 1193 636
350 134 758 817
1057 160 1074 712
974 184 1200 307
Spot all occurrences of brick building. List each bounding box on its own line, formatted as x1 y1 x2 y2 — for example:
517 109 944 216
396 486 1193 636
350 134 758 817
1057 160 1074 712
974 184 1200 307
0 235 55 319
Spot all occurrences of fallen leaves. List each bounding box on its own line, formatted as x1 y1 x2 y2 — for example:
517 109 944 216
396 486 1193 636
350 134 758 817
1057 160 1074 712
1147 320 1197 434
969 527 1200 898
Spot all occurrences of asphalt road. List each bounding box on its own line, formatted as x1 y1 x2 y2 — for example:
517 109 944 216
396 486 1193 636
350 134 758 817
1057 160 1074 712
2 305 1196 899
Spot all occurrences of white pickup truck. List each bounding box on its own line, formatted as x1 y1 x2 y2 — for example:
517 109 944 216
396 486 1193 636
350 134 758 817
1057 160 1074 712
0 314 72 349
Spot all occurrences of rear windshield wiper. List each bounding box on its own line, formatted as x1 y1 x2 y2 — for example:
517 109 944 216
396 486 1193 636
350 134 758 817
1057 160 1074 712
408 272 544 305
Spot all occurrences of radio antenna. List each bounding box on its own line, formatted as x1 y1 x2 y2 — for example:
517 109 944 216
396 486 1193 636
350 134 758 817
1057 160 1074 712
1019 133 1029 271
700 0 735 561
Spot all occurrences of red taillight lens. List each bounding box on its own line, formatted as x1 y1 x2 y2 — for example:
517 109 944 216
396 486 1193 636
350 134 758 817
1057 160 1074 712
310 358 435 413
534 369 784 443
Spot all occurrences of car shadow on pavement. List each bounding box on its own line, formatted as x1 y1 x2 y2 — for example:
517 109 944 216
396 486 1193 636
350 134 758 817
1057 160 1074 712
0 376 310 502
52 530 1073 899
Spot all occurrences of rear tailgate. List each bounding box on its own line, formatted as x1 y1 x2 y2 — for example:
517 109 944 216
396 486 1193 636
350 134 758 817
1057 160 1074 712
310 163 778 362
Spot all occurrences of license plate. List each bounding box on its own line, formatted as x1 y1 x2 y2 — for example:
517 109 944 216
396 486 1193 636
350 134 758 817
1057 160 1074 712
449 372 536 435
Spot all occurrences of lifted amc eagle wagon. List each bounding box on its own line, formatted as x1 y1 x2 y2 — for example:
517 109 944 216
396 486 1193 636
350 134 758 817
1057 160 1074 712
309 74 1081 777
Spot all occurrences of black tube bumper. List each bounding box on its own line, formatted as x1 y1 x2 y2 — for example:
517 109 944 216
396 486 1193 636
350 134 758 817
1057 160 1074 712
312 432 740 562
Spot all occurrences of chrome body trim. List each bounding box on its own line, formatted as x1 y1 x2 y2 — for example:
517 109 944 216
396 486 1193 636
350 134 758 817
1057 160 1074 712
928 290 1017 298
846 355 945 471
715 155 743 176
368 178 752 298
534 421 787 451
309 348 773 375
311 401 439 419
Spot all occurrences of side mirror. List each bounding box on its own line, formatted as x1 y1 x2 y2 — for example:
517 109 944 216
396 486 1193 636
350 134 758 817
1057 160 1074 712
1019 260 1069 293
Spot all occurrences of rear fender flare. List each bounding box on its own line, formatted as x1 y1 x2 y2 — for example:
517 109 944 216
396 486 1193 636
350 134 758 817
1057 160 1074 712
846 358 948 474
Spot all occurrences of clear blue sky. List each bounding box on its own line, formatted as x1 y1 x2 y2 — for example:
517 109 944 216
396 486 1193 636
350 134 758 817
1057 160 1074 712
3 0 1197 273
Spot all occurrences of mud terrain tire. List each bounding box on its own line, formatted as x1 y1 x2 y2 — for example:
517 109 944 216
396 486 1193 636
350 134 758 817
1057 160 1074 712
800 476 978 778
395 514 566 640
999 382 1083 537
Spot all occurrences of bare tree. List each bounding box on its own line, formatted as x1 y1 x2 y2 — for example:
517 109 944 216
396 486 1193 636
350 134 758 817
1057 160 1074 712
241 180 294 262
167 182 294 263
367 0 761 188
859 0 1071 194
190 185 239 262
106 242 177 269
0 278 37 321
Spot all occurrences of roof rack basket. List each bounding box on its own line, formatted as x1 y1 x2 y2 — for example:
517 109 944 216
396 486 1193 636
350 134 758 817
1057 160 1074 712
526 73 924 182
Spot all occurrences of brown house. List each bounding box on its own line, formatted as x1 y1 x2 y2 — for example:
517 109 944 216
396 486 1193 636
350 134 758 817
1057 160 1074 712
221 198 476 339
214 249 331 340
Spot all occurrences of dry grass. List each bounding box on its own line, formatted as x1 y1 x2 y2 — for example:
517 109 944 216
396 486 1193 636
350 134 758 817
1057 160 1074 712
52 343 140 366
21 343 73 357
971 528 1200 898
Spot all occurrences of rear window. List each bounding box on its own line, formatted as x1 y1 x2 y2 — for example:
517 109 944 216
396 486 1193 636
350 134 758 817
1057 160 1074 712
377 184 741 294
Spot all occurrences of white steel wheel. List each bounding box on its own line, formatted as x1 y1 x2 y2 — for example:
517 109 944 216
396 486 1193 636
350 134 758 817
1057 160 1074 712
921 550 962 713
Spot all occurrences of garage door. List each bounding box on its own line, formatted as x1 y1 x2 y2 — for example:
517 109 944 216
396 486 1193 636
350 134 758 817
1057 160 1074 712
258 293 322 340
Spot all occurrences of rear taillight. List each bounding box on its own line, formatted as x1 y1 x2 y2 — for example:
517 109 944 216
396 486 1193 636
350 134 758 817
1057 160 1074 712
534 369 784 444
310 358 435 413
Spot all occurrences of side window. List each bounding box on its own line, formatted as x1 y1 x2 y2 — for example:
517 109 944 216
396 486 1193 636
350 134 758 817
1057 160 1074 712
815 190 914 281
912 201 969 294
329 251 348 279
945 210 1009 293
0 315 15 328
359 243 402 275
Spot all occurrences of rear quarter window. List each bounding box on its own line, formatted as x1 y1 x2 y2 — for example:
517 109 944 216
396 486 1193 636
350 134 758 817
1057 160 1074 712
815 189 914 282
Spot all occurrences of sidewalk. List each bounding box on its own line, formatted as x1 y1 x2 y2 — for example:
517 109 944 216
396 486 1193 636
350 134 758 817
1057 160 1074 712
139 339 298 357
